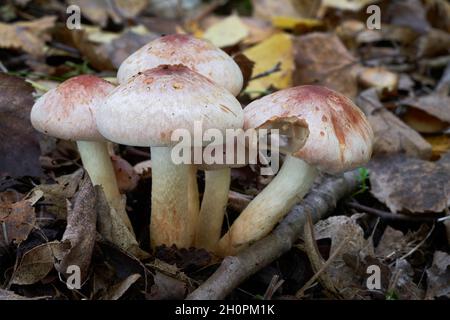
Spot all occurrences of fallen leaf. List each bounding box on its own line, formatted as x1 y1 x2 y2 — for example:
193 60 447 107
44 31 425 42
252 0 302 20
241 17 277 45
0 73 42 177
425 0 450 33
0 199 36 248
10 241 67 285
425 135 450 158
68 0 148 27
426 251 450 299
271 16 323 34
148 271 187 300
244 33 294 97
385 0 430 34
147 0 200 19
357 89 432 159
0 16 55 56
203 15 249 48
369 154 450 214
0 289 48 300
416 28 450 58
100 273 141 300
322 0 379 11
401 93 450 133
55 173 97 282
293 32 361 98
154 246 212 273
32 169 84 220
233 53 255 92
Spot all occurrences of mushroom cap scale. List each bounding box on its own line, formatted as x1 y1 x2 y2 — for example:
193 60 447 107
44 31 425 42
30 75 114 141
244 85 373 173
97 65 244 147
117 34 243 96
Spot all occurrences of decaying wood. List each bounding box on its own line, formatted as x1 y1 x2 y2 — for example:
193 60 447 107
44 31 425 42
187 170 360 300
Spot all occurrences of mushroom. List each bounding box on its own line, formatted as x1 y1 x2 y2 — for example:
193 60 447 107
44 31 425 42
116 34 243 95
30 75 134 233
95 65 243 248
217 85 374 255
116 33 244 249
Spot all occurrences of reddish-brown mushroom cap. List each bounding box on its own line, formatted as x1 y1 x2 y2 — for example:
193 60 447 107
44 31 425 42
244 85 374 173
97 65 244 147
117 34 243 96
30 75 114 141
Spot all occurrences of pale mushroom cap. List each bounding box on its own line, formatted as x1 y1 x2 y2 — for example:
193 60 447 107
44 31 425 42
97 65 244 147
244 85 374 173
116 34 244 96
30 75 114 141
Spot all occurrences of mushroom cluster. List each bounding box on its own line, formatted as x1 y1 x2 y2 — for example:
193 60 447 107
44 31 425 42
30 34 373 257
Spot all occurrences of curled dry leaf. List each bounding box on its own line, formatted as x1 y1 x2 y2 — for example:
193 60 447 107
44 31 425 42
55 173 97 282
426 251 450 299
32 169 84 220
0 16 55 56
401 93 450 133
0 199 36 248
0 73 42 177
293 32 361 99
356 89 432 159
100 273 141 300
369 153 450 214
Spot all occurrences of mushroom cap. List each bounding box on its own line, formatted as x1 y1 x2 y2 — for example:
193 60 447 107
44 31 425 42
244 85 374 173
96 65 244 147
30 75 114 141
116 34 243 96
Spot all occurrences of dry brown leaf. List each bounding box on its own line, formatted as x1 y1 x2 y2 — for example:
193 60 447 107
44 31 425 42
357 89 432 159
55 173 97 282
10 241 68 285
0 16 55 56
0 289 48 300
0 199 36 248
369 154 450 214
0 73 42 177
148 271 187 300
100 274 141 300
322 0 379 11
293 32 361 99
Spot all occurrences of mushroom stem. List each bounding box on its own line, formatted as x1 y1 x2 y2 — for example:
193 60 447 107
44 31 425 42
196 168 231 250
188 166 200 242
76 140 134 232
150 146 193 248
217 155 318 255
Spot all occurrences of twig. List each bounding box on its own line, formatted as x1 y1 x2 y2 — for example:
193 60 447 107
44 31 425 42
263 275 284 300
250 62 282 81
347 201 437 222
187 170 360 300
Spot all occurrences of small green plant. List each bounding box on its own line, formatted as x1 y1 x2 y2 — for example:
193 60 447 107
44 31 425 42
386 290 398 300
353 167 369 196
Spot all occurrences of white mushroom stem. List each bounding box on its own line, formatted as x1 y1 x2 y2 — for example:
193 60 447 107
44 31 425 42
217 155 318 256
188 166 200 242
76 140 134 232
150 146 194 248
196 168 231 250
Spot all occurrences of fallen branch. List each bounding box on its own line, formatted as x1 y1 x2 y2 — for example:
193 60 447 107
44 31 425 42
187 170 360 300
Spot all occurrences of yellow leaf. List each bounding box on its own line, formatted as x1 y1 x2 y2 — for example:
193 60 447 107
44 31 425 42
322 0 379 11
203 15 249 48
244 33 294 97
271 16 323 30
424 135 450 159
